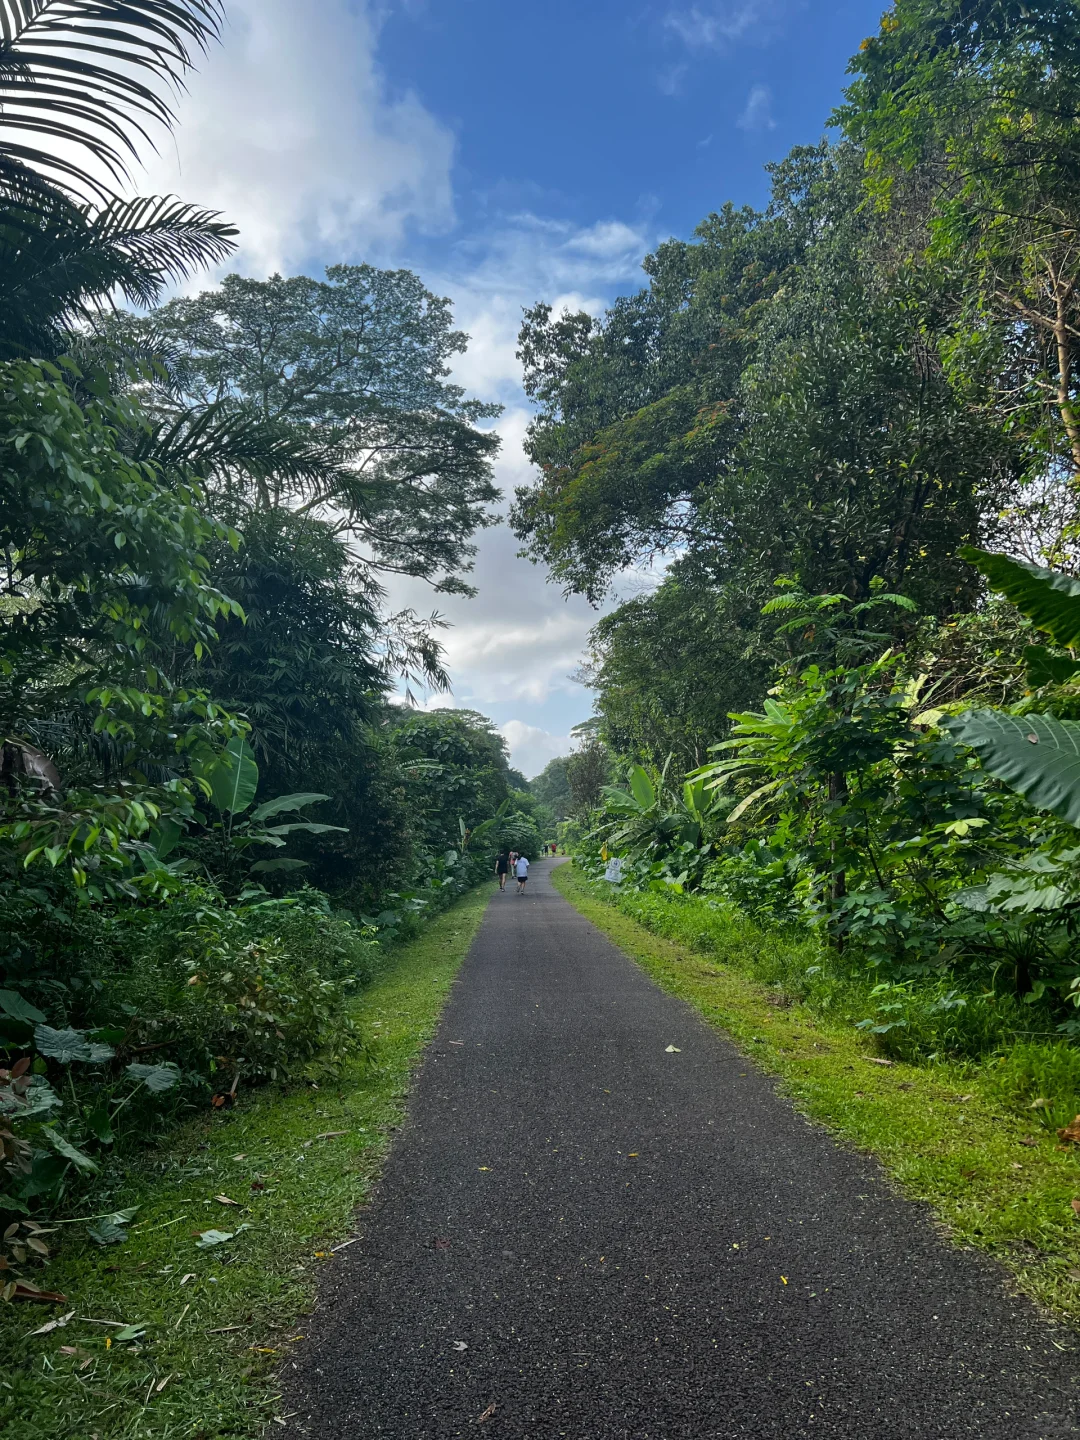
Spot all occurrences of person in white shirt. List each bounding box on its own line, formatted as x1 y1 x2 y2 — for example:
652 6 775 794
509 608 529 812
515 853 530 893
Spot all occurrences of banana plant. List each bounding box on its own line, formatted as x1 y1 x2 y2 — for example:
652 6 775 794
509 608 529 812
149 736 348 881
595 760 724 859
944 549 1080 827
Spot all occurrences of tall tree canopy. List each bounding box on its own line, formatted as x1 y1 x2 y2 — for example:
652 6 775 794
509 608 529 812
136 266 502 596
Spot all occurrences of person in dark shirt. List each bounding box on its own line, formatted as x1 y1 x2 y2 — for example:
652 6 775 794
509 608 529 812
494 850 509 891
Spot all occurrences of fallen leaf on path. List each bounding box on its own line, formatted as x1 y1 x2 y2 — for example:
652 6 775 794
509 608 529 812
1057 1116 1080 1143
665 1045 681 1053
28 1309 74 1336
452 1340 468 1351
476 1401 497 1423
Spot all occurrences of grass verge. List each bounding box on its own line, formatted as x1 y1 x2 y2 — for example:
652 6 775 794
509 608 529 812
552 862 1080 1325
1 884 491 1440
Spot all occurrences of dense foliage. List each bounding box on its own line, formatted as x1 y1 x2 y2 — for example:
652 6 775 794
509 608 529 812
524 3 1080 1102
0 1 529 1299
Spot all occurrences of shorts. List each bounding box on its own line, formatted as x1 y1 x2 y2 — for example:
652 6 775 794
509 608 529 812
516 874 528 884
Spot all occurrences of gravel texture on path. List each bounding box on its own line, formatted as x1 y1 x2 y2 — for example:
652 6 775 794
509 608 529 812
278 860 1078 1439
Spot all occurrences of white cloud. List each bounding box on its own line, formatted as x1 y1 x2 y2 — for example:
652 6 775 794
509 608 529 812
666 1 772 50
140 0 455 275
737 84 777 132
500 721 575 780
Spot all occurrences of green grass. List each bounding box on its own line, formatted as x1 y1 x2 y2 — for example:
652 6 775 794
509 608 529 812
552 863 1080 1325
0 884 491 1440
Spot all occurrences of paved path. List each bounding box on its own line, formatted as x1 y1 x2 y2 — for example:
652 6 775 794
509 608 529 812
281 860 1078 1439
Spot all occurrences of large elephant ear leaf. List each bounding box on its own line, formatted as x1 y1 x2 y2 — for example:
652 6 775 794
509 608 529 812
943 709 1080 826
961 547 1080 647
1023 646 1080 688
196 737 259 815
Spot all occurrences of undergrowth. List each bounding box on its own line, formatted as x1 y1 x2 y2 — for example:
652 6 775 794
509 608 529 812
0 884 490 1440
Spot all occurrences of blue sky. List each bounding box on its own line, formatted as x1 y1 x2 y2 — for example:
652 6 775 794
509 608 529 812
143 0 886 776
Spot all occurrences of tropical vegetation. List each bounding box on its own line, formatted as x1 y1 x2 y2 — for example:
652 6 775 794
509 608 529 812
520 2 1080 1130
0 0 544 1311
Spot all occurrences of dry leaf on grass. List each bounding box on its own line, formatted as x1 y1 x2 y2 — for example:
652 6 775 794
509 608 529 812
7 1282 68 1304
28 1309 74 1336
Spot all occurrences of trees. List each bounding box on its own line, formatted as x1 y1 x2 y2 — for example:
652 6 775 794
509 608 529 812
583 580 772 770
140 267 502 596
530 756 572 822
841 0 1080 521
512 141 1012 626
387 708 517 854
0 0 515 1276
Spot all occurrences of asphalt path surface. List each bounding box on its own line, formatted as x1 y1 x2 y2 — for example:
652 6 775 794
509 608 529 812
279 859 1078 1439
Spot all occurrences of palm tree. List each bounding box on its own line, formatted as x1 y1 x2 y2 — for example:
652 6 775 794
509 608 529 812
0 2 236 355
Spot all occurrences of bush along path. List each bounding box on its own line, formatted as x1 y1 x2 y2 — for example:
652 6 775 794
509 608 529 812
278 860 1077 1440
552 864 1080 1328
0 885 491 1440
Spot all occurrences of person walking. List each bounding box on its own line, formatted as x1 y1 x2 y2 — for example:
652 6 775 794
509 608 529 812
494 849 509 891
515 852 530 894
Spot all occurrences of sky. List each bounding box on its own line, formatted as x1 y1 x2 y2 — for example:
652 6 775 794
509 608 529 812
139 0 886 778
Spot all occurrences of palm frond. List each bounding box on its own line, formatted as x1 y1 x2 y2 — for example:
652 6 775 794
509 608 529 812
0 186 235 358
86 193 236 301
0 1 223 197
135 403 356 499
